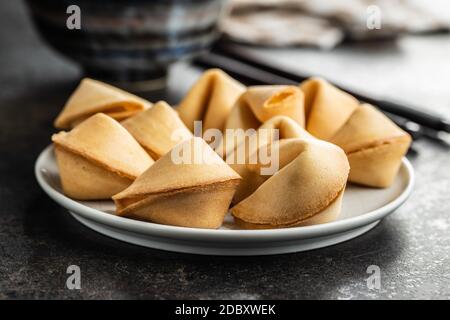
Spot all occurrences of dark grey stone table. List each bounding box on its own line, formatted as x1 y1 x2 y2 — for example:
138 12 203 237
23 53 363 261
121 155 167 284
1 1 449 299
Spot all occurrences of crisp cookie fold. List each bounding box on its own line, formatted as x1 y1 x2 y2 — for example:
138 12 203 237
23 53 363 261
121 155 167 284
54 78 151 129
244 85 305 126
225 85 305 131
300 78 411 188
330 103 411 187
300 78 360 140
113 137 241 229
218 85 305 157
234 190 345 229
227 116 313 204
231 136 350 229
121 101 193 159
176 69 246 132
52 113 154 200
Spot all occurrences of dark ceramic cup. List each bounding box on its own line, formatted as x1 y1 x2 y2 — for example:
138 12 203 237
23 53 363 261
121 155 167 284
26 0 226 90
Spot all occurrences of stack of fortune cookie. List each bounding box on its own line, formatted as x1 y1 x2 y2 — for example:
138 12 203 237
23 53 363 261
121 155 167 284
51 70 411 229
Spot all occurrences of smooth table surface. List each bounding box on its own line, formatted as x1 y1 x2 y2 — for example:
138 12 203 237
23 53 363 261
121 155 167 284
0 1 449 299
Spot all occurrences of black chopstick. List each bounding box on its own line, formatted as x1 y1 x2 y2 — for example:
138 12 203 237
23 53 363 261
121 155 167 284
193 52 437 152
193 52 422 144
194 51 297 86
384 112 422 140
194 52 437 145
208 43 450 133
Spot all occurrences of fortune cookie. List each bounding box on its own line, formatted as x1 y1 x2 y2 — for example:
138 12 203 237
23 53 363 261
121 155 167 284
54 78 151 129
113 137 241 229
231 137 350 229
52 113 154 200
121 101 193 159
225 85 305 130
300 78 359 140
217 85 305 157
301 78 411 188
227 116 313 204
177 69 246 132
330 104 411 187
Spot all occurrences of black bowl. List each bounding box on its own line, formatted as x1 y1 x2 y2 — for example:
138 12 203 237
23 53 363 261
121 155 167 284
26 0 226 90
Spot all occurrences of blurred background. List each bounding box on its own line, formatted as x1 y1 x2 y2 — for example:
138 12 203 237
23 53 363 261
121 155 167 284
15 0 450 142
2 0 447 136
4 0 447 110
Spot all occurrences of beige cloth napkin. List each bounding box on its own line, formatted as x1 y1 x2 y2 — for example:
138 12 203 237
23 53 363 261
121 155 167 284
222 0 450 49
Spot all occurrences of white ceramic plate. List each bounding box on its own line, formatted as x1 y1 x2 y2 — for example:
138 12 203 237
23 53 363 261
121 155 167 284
35 145 414 256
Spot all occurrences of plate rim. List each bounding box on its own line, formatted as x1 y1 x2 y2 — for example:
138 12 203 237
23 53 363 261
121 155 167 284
70 212 381 256
35 144 414 242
